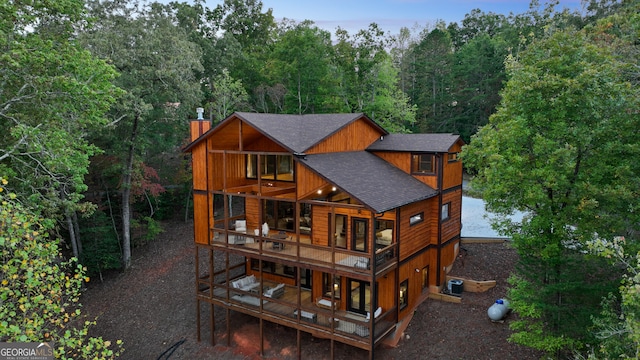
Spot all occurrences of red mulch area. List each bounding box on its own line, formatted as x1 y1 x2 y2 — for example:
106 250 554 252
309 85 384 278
82 221 543 359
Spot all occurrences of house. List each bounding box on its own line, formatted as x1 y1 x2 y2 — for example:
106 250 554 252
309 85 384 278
183 112 464 359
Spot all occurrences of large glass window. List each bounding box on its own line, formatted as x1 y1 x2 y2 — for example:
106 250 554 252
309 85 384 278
334 214 347 249
250 259 295 278
374 219 394 249
246 154 294 182
323 273 341 299
352 218 367 252
412 154 435 174
348 279 371 315
213 194 245 228
263 200 294 230
399 280 408 310
300 268 312 290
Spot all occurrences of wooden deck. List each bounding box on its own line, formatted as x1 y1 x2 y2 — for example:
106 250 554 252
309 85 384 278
212 231 396 277
197 278 394 350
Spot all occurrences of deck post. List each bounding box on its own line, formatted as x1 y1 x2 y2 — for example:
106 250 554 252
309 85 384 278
210 303 215 345
196 298 201 342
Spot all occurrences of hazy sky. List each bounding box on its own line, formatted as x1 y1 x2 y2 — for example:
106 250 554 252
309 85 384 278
203 0 584 35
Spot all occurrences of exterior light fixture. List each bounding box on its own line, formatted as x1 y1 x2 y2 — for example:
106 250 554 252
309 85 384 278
317 190 322 194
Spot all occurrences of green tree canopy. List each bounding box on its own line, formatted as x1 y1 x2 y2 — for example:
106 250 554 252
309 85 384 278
81 0 204 269
0 179 122 358
462 24 639 356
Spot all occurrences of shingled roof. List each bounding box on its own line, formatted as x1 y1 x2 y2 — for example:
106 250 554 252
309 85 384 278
299 151 437 213
367 133 462 153
235 112 386 153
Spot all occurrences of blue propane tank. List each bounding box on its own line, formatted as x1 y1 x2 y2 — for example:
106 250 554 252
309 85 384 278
487 299 510 321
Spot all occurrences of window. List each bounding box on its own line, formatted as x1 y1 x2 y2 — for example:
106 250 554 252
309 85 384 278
441 203 450 221
399 280 408 310
409 212 423 226
447 152 458 162
375 219 394 249
333 214 347 249
263 200 294 231
323 273 341 299
246 154 294 182
412 154 435 174
250 259 296 278
348 279 371 315
421 266 429 292
352 218 368 252
300 268 312 290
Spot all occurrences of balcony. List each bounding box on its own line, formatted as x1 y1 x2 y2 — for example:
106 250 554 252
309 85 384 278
196 276 397 349
211 229 397 276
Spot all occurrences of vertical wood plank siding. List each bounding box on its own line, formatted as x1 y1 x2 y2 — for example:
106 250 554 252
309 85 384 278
193 193 209 244
371 152 409 173
296 163 328 199
306 118 384 154
371 151 439 189
443 142 463 190
191 140 208 191
245 197 260 232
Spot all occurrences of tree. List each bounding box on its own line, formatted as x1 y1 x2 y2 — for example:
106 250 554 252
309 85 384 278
406 26 454 133
0 0 121 262
448 34 508 142
208 69 249 123
461 26 639 356
0 178 122 358
587 236 640 359
81 0 203 269
268 20 340 114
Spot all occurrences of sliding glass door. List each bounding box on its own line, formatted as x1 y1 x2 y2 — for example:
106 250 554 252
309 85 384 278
348 279 371 315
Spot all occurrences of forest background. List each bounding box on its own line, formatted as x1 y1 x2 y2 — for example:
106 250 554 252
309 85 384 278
1 0 638 358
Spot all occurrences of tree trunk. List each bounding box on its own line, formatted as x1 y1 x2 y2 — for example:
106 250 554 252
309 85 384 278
66 213 79 261
121 113 139 270
72 211 83 257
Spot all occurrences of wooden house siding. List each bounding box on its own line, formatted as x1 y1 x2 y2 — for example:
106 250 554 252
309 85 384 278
208 152 224 191
245 197 261 232
371 151 409 173
376 268 397 314
306 118 384 154
191 143 208 191
398 252 430 319
370 151 439 189
296 163 328 199
244 136 288 152
193 193 209 245
441 189 462 242
398 199 434 261
413 173 438 190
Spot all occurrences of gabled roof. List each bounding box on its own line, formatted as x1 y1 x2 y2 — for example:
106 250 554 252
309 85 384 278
235 112 386 153
299 151 437 213
367 133 463 153
183 112 388 154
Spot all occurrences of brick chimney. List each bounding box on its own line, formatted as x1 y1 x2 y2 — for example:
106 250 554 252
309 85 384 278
189 107 211 142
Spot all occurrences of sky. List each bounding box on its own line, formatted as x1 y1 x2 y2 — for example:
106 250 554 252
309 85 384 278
202 0 584 35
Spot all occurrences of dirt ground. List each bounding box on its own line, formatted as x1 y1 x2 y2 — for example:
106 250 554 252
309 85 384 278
82 220 543 360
